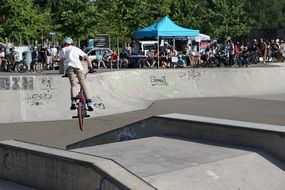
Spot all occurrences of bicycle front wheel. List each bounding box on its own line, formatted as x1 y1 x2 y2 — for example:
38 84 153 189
77 102 84 131
35 63 44 73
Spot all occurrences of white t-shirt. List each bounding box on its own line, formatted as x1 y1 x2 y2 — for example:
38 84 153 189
51 47 58 57
0 51 5 58
59 45 87 71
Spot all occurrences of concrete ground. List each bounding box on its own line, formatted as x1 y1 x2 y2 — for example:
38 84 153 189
0 95 285 149
1 95 285 189
74 136 285 190
1 65 285 189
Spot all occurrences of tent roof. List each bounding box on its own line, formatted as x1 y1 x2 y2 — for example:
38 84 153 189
134 16 199 38
189 33 211 41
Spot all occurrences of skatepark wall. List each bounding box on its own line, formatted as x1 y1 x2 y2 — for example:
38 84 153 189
0 66 285 123
0 140 156 190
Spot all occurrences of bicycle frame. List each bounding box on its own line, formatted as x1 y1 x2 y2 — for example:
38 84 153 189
71 72 90 131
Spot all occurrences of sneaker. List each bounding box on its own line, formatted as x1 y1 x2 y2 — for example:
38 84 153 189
70 104 76 110
86 99 93 111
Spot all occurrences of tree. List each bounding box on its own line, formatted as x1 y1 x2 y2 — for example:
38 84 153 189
244 0 283 29
0 0 51 44
201 0 252 39
51 0 98 42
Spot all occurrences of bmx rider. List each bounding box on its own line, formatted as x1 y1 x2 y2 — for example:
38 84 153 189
59 37 94 111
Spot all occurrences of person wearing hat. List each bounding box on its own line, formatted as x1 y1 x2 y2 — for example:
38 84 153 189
3 37 13 59
59 37 95 111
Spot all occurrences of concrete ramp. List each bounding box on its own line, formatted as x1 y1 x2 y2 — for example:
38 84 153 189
1 67 285 123
67 113 285 163
0 140 156 190
73 136 285 190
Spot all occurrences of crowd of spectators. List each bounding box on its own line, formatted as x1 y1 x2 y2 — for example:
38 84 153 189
0 38 59 72
1 36 285 72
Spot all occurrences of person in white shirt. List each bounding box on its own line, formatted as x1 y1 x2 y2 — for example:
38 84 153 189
59 37 95 111
50 44 58 70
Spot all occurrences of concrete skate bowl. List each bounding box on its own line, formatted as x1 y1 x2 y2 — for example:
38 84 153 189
1 66 285 190
1 66 285 123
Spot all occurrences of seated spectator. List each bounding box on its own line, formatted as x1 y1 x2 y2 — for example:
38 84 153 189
174 54 186 68
160 49 171 68
109 51 119 69
146 49 157 68
119 48 129 68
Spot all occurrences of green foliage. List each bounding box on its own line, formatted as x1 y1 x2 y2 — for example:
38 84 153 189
0 0 284 45
51 0 97 40
244 0 283 29
0 0 50 44
202 0 253 39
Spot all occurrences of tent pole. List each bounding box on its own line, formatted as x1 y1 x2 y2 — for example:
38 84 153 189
198 41 201 64
157 35 160 68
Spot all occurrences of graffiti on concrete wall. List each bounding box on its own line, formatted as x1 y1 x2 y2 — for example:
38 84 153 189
11 77 21 90
178 69 201 81
150 75 168 86
39 76 55 92
0 77 10 90
24 77 57 106
116 128 137 142
92 95 106 110
0 76 34 90
22 77 34 90
25 93 53 106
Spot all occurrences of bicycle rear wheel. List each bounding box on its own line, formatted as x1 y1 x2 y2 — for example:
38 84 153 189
77 101 84 131
16 62 28 73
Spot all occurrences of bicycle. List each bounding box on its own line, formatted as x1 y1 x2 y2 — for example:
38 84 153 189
34 61 49 73
13 61 29 73
62 72 92 131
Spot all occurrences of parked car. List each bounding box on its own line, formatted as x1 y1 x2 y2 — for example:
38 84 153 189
84 47 113 63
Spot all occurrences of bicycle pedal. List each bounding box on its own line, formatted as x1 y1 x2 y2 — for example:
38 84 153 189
72 116 79 119
84 115 90 118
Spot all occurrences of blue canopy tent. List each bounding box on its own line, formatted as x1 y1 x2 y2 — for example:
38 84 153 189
134 16 199 38
134 16 199 67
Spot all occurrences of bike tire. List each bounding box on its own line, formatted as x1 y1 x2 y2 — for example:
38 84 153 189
35 63 44 73
16 63 28 73
77 101 84 131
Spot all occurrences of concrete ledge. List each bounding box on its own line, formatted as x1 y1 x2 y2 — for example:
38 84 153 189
67 113 285 163
0 140 156 190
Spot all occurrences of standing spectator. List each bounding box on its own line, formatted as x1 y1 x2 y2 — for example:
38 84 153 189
280 39 285 61
225 37 234 65
126 43 132 55
41 38 50 66
265 40 271 62
50 44 58 70
259 38 267 64
6 47 19 71
38 45 46 66
46 46 53 69
97 50 109 69
31 46 40 72
0 47 7 71
3 37 13 59
275 39 283 61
